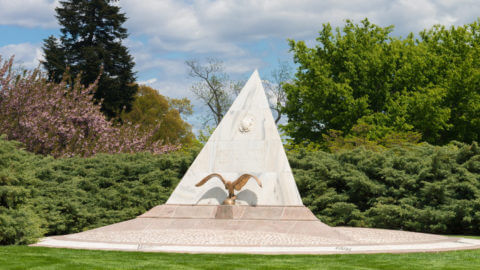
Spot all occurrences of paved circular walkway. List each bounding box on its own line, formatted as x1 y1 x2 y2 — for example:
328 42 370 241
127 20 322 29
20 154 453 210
32 205 480 254
35 236 480 254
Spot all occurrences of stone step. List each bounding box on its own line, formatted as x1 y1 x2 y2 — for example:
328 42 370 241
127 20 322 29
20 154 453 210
140 204 318 220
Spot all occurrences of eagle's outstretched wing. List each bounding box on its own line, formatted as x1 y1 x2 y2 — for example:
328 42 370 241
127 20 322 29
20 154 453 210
233 174 262 191
195 173 227 187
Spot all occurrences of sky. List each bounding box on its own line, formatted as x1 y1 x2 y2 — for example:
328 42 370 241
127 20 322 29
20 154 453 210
1 0 480 129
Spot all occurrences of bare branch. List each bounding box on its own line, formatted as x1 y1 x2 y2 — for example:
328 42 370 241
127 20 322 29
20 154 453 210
186 58 238 126
264 60 293 124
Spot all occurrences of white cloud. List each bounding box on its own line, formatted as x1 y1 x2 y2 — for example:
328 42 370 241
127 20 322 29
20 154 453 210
2 1 480 55
0 43 43 69
149 79 193 100
138 78 157 85
116 0 480 88
135 55 186 75
119 0 480 53
3 0 480 75
223 57 265 74
0 0 58 28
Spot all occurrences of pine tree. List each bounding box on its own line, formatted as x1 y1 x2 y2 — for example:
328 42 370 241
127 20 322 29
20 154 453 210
42 0 138 118
42 36 66 83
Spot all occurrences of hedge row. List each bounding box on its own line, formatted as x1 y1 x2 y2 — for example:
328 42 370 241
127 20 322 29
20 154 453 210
291 142 480 234
1 136 479 244
0 137 195 245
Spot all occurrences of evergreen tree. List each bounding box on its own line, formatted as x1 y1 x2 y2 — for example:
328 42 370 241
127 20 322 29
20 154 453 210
42 36 66 83
42 0 138 118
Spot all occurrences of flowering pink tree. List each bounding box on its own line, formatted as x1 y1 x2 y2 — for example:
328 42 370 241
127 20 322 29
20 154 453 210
0 56 178 157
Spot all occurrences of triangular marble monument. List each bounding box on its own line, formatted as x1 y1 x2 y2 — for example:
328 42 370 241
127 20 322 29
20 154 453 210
34 71 480 254
167 70 303 206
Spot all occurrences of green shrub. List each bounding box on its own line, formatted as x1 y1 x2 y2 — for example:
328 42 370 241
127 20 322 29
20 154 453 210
0 208 44 245
0 137 198 244
289 142 480 234
1 135 480 245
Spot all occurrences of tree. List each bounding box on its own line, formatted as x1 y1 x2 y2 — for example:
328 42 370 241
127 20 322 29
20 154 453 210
120 85 195 145
42 36 66 83
0 56 176 157
419 22 480 143
185 58 241 126
263 61 293 124
283 19 480 146
168 97 194 116
42 0 138 118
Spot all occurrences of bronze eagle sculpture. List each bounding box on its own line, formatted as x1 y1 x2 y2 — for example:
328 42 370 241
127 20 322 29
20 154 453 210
195 173 262 205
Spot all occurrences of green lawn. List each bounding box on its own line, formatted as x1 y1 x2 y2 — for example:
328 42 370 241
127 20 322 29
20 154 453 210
1 245 480 270
446 235 480 239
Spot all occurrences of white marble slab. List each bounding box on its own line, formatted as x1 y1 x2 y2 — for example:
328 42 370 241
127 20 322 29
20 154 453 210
34 237 480 254
167 70 303 206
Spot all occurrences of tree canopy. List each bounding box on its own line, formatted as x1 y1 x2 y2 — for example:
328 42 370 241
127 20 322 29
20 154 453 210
283 19 480 146
42 0 137 118
120 85 195 146
0 57 176 157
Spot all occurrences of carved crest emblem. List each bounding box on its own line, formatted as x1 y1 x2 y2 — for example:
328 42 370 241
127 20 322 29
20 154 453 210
239 115 255 133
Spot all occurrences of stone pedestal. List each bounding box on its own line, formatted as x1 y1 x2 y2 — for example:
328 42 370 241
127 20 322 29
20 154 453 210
33 204 480 254
141 204 318 220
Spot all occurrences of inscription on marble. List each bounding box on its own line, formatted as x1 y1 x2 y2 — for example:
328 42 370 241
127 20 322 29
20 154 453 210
335 246 352 251
215 144 264 171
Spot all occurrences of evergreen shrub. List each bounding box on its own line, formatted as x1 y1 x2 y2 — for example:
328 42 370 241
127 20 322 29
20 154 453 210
1 136 479 244
290 142 480 234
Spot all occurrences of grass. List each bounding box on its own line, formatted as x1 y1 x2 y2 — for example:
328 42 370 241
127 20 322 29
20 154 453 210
1 244 480 270
446 235 480 239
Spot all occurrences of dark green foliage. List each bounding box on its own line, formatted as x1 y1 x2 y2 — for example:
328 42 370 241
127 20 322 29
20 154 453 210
42 0 138 117
290 142 480 234
2 135 480 245
0 208 44 245
0 137 197 244
42 36 66 83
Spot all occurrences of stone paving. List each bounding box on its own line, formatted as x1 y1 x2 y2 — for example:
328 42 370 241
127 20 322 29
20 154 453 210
32 205 480 254
62 228 354 246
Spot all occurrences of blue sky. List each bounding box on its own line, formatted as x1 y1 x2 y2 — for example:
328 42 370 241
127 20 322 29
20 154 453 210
1 0 480 129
